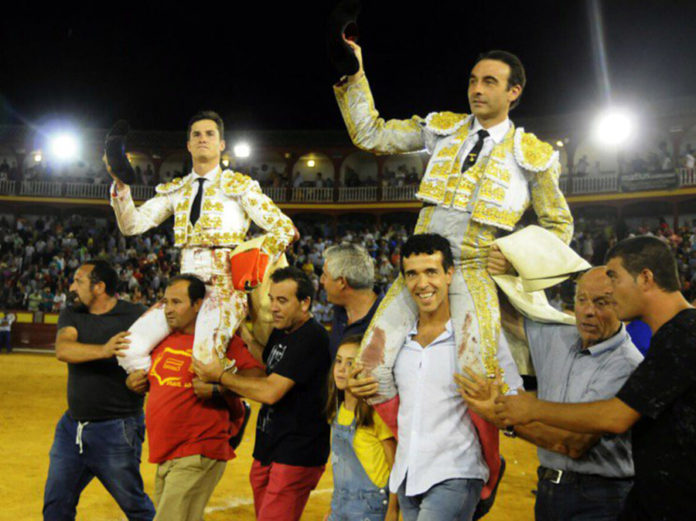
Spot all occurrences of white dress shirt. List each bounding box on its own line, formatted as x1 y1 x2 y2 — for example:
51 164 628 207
390 319 522 496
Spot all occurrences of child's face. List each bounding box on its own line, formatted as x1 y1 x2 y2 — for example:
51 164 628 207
333 343 359 391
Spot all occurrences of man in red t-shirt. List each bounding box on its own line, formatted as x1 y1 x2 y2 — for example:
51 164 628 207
126 274 264 521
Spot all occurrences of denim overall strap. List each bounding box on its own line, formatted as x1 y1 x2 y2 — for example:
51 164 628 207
329 410 389 521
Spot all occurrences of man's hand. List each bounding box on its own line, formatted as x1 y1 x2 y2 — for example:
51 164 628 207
192 377 216 399
347 363 378 399
126 369 149 394
102 153 126 191
455 367 505 426
102 331 131 359
342 37 364 82
494 390 537 426
192 356 224 384
487 244 513 276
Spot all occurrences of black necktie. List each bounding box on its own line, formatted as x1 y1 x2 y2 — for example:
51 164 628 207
462 129 489 172
189 177 206 226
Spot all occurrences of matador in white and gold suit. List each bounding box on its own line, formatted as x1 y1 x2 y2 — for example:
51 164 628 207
334 71 574 434
110 166 295 372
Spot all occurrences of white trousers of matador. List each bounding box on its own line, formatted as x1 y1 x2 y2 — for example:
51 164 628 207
118 247 247 373
359 206 504 421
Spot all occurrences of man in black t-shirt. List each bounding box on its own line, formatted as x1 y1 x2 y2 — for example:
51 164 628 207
495 236 696 521
43 260 155 521
194 266 330 521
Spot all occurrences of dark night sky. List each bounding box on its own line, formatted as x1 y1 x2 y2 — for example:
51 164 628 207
1 0 695 133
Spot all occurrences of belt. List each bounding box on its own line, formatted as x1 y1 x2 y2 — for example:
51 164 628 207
538 466 633 485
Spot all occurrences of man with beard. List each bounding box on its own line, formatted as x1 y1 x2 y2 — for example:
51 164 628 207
43 260 155 521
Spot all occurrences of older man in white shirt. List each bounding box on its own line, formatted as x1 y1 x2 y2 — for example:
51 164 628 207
350 233 522 521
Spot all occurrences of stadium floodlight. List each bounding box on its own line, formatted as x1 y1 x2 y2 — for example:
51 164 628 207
48 133 80 161
592 109 635 147
233 143 251 158
307 159 316 168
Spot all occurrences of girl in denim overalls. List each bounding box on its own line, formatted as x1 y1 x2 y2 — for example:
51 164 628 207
326 337 399 521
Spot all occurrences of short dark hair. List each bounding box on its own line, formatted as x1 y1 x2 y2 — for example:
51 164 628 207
605 236 680 292
168 274 207 304
187 110 225 139
475 50 526 110
270 266 315 305
400 234 454 274
82 260 118 296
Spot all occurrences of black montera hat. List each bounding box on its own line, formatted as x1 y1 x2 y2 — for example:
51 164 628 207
104 120 135 185
327 0 361 77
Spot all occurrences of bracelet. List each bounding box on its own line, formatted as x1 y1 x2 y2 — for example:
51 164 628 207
503 425 517 438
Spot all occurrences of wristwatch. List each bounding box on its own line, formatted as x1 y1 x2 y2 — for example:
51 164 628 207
503 425 517 438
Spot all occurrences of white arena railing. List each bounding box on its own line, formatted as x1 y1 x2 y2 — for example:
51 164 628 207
64 183 109 199
338 187 378 202
130 185 156 200
20 181 63 197
262 186 286 202
571 176 619 194
291 187 333 202
382 185 418 201
0 180 16 195
6 170 696 202
680 168 696 187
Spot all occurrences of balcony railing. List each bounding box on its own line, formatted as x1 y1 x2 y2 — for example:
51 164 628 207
383 185 418 201
3 168 695 204
0 180 16 195
20 181 63 197
571 176 619 194
261 187 286 202
291 187 333 202
64 183 109 199
130 185 156 200
338 187 378 202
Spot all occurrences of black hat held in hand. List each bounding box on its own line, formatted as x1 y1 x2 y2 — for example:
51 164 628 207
104 120 136 185
327 0 361 77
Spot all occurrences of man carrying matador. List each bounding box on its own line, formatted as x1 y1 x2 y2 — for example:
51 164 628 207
334 41 573 437
106 111 295 372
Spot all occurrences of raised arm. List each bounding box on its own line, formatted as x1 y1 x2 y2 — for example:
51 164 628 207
333 40 426 155
106 158 174 236
110 184 174 236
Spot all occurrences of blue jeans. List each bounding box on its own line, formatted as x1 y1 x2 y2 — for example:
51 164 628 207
0 330 11 352
43 412 155 521
535 469 633 521
397 477 484 521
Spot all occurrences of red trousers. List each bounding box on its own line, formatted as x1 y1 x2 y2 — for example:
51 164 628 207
249 459 325 521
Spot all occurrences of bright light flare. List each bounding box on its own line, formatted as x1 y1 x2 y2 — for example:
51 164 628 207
307 159 316 168
593 109 635 147
233 143 250 158
33 152 43 163
49 133 80 161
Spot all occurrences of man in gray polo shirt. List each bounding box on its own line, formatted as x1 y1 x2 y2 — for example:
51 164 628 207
460 267 642 520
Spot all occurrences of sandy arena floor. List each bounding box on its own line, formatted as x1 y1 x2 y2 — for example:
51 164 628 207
0 353 539 520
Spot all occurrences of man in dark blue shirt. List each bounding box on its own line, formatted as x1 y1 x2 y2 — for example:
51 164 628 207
320 244 382 359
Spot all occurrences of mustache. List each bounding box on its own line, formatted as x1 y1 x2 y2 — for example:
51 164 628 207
68 291 87 311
